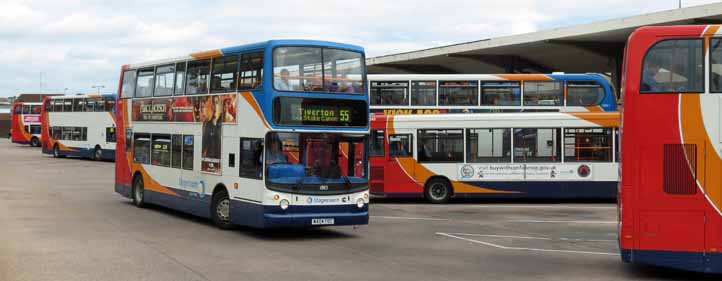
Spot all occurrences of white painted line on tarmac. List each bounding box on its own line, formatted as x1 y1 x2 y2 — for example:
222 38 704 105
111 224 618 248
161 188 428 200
444 233 617 242
436 232 617 256
509 220 617 224
372 216 450 221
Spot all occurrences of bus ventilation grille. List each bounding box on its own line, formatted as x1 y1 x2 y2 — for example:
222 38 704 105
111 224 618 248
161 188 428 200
663 144 697 195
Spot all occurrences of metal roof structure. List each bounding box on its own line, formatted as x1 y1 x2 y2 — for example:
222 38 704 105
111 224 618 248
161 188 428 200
367 3 722 89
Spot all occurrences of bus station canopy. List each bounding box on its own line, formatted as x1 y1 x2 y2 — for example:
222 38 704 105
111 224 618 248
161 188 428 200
367 3 722 88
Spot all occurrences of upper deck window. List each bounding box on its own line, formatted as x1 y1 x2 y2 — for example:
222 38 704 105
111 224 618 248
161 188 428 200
370 81 408 106
185 59 211 95
135 68 155 98
273 47 365 94
524 81 562 106
239 52 264 90
482 82 520 106
567 81 605 106
154 64 175 97
411 81 437 106
641 39 703 93
211 55 238 93
439 81 478 106
120 70 136 99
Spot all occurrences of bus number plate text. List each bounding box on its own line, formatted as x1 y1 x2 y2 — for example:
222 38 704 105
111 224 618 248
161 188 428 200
311 218 335 225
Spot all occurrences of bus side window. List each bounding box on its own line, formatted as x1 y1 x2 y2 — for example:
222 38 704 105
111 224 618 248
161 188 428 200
370 130 385 157
389 134 412 157
182 135 194 170
106 127 117 143
125 129 133 152
238 51 264 90
239 138 263 179
711 38 722 93
641 39 704 93
133 133 150 164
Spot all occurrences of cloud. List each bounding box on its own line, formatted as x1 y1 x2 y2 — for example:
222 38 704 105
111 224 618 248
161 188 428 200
0 0 720 96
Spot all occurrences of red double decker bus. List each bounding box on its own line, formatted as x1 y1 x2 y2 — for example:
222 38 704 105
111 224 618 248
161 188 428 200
619 24 722 272
10 102 42 147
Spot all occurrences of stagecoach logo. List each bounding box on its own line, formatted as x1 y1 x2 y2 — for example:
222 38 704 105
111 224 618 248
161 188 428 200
577 165 591 178
460 165 475 179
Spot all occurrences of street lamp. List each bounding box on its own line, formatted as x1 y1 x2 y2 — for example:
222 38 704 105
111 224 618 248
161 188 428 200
92 85 105 95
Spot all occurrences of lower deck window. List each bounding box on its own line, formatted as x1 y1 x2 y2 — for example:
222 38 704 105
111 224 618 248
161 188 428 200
418 129 463 162
467 128 511 163
133 133 151 164
513 128 561 163
564 128 612 162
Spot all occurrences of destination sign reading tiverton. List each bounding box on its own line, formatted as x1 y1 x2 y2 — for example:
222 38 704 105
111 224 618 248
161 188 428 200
295 106 351 123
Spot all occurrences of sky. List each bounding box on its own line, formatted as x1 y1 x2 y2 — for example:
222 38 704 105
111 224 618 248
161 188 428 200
0 0 720 97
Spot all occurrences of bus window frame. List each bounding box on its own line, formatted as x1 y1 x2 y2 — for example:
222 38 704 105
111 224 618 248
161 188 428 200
709 37 722 93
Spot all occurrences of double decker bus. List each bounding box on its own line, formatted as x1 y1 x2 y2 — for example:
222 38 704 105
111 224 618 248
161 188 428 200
10 102 42 146
369 74 617 115
40 94 117 161
619 25 722 272
370 112 619 203
115 40 370 229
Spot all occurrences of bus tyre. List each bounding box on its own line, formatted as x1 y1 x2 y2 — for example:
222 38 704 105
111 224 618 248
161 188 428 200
53 144 60 158
93 146 102 161
425 178 452 204
31 137 39 147
211 189 235 230
132 176 146 208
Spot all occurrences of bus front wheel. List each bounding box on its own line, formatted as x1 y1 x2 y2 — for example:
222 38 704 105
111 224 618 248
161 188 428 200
30 137 39 147
93 146 102 161
132 175 146 208
211 189 235 230
53 144 60 158
425 178 452 204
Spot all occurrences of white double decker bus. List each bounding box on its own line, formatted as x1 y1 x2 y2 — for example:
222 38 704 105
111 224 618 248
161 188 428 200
41 94 118 161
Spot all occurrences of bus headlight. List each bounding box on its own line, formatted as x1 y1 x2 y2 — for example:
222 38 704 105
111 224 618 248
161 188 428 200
280 199 290 210
356 198 365 209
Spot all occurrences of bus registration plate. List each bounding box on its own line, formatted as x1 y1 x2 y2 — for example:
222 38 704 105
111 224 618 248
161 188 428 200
311 218 335 225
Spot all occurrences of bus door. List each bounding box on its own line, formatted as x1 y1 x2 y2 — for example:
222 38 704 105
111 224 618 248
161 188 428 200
387 134 416 189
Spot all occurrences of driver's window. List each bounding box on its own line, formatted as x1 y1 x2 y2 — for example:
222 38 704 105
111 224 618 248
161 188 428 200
641 39 703 93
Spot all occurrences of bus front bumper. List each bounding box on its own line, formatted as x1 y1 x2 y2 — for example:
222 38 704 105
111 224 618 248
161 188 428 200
231 200 369 228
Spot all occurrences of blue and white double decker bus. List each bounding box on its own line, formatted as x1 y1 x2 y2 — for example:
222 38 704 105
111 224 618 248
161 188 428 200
114 40 370 229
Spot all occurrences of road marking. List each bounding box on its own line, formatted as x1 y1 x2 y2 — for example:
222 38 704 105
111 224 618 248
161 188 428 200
372 216 450 221
374 204 616 209
509 220 617 224
436 232 617 256
444 233 617 242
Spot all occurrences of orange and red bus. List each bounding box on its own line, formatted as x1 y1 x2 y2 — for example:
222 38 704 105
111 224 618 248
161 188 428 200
10 102 42 147
619 24 722 272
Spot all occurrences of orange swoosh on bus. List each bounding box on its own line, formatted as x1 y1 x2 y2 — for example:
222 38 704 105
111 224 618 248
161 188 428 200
240 91 270 129
191 49 223 60
131 162 180 196
495 74 552 81
569 112 620 127
680 95 722 212
388 115 517 194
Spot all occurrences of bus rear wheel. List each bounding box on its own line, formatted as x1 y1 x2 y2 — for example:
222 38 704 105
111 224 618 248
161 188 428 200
425 178 452 204
93 146 102 161
132 175 146 208
53 144 60 158
211 189 235 230
30 137 39 147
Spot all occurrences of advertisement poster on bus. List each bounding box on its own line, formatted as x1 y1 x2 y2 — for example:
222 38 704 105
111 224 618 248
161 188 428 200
131 94 237 124
458 163 592 181
200 95 224 175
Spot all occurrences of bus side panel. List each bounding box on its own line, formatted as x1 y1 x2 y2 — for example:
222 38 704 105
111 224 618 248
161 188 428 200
115 97 133 198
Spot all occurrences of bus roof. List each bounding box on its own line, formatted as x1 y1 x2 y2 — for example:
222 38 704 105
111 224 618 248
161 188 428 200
369 73 611 83
46 94 117 100
126 39 365 70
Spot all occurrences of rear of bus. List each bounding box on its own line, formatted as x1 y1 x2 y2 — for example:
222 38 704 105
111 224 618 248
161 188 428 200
11 102 42 146
619 25 722 272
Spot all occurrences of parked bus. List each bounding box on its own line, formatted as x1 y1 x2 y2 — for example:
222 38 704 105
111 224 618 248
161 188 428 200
115 40 370 229
370 112 618 203
40 94 117 161
369 74 617 115
10 102 42 146
619 25 722 272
